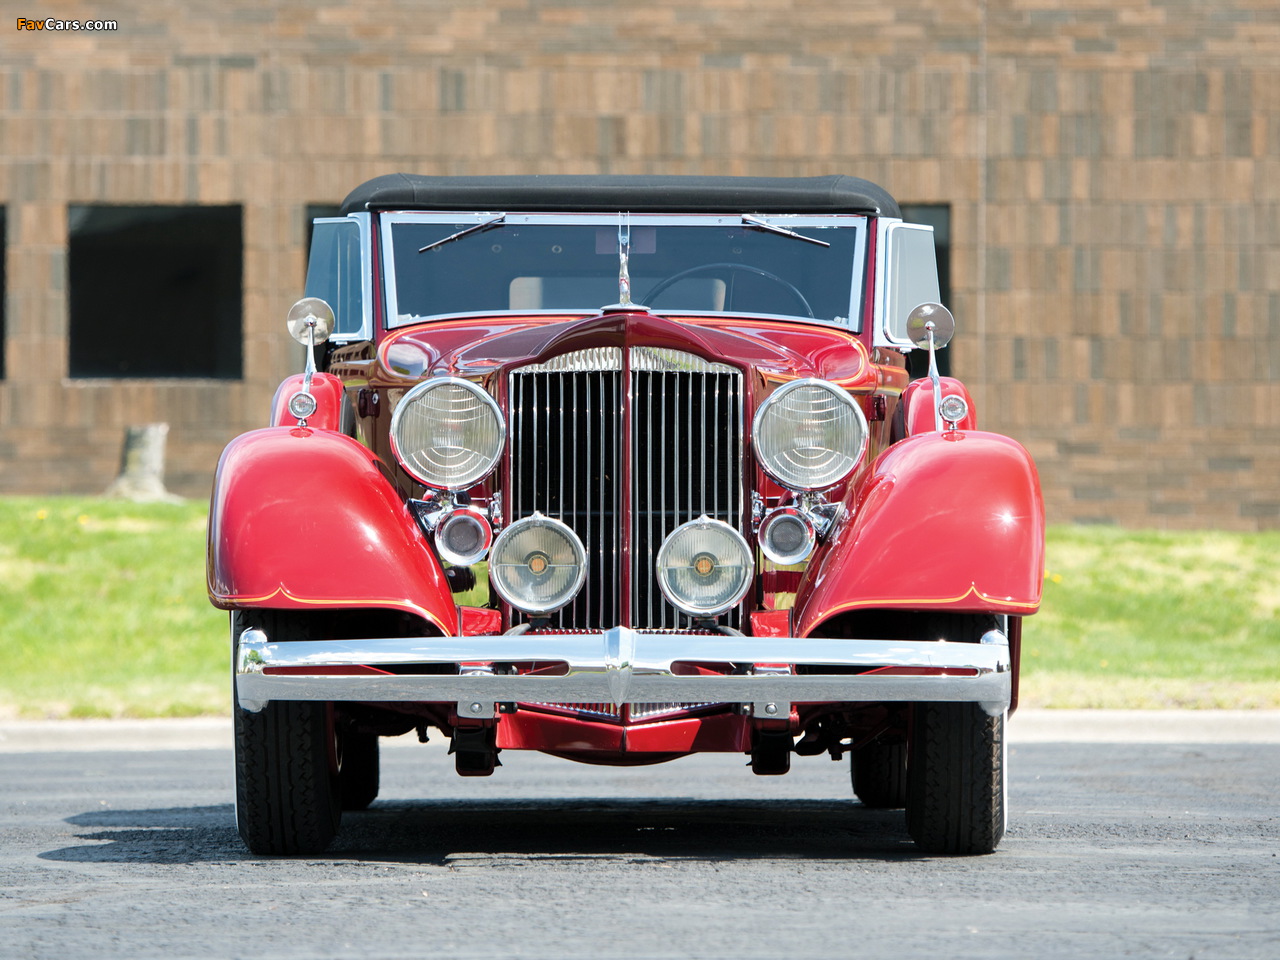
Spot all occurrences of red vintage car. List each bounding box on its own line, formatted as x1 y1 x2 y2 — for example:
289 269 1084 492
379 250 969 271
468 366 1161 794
208 175 1044 856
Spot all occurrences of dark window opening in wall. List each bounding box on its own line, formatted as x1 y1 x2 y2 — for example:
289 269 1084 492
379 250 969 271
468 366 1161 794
68 205 242 378
899 204 951 379
0 206 6 380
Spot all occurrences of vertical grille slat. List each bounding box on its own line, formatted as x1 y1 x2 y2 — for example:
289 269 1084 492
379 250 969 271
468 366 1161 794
510 347 742 631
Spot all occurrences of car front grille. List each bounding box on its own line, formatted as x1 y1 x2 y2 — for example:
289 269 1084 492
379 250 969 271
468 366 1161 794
509 346 745 630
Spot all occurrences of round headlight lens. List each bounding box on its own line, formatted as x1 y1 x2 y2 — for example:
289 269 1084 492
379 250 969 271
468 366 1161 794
758 507 816 566
656 516 753 618
753 379 868 491
390 378 504 490
489 514 587 615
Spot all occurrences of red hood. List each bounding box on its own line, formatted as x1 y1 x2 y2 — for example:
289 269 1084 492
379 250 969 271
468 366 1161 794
379 310 875 389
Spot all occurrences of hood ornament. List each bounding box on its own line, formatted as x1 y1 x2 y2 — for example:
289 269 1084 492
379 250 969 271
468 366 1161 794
602 213 647 313
617 214 632 307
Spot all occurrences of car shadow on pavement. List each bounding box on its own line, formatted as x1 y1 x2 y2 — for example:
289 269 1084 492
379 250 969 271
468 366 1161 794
40 798 923 865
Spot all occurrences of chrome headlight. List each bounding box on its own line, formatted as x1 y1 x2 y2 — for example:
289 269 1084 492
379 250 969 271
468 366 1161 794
758 507 816 566
752 378 868 491
435 506 493 567
489 514 587 615
389 378 504 490
656 516 753 618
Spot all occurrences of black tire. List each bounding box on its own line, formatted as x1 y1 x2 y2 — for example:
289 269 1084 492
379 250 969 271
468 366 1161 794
852 737 907 809
233 612 341 855
904 613 1006 855
339 729 380 811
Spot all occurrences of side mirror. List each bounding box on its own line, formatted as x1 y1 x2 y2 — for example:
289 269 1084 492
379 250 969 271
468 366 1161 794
906 302 954 350
286 297 335 347
284 298 335 427
905 302 957 434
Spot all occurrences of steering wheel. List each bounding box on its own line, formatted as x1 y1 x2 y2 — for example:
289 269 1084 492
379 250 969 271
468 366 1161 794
642 262 815 319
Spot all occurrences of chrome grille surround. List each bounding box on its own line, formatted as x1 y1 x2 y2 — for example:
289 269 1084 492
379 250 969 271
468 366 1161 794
509 346 745 631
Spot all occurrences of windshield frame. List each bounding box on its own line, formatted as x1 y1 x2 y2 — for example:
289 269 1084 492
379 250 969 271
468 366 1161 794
378 212 869 331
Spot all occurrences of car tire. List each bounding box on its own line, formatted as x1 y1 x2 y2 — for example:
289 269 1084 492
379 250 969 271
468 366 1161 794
233 612 341 855
339 729 380 811
851 736 907 809
905 701 1006 855
904 613 1006 855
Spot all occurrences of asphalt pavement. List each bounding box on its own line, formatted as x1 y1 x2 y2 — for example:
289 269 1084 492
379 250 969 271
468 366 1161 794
3 708 1280 753
2 717 1278 960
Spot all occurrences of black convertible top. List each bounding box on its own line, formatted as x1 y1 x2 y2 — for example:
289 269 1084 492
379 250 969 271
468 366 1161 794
339 174 901 218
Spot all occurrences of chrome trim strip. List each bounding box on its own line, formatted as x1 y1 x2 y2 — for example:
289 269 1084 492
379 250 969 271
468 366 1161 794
630 346 737 375
234 627 1011 715
513 347 623 374
379 211 867 329
307 213 374 343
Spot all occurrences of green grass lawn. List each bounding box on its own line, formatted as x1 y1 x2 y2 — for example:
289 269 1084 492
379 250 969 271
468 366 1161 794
1024 526 1280 708
0 498 227 719
0 497 1276 718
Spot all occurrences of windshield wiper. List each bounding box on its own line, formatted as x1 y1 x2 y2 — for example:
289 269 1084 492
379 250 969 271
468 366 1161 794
418 214 506 253
741 214 830 248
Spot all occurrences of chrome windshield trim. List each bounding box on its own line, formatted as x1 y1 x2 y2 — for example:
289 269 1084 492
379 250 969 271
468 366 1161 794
234 628 1011 715
389 309 860 330
379 212 867 331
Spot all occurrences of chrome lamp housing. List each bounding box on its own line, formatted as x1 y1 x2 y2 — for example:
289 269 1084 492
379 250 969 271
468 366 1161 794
389 377 505 491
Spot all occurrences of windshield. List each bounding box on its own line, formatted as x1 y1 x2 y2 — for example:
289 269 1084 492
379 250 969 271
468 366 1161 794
382 214 866 327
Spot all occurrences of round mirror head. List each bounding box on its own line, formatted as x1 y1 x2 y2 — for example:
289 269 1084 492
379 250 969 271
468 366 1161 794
286 297 335 346
906 302 956 350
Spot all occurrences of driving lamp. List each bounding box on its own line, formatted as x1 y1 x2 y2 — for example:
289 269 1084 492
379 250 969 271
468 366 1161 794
489 514 587 615
656 516 753 617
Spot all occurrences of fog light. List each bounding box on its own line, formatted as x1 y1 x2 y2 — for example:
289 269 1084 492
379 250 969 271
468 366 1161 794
656 516 753 618
435 507 492 566
489 514 587 615
758 507 815 565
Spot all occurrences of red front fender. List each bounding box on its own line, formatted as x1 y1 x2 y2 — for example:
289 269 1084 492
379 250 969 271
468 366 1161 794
207 426 456 635
794 430 1044 637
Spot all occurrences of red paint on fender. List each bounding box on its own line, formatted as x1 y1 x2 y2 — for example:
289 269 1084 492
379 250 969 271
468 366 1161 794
794 430 1045 636
207 426 456 634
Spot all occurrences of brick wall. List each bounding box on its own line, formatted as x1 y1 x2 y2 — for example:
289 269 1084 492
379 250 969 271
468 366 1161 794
3 0 1278 527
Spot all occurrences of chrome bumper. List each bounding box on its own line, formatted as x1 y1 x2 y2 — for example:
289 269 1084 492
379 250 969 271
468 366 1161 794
235 626 1012 718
